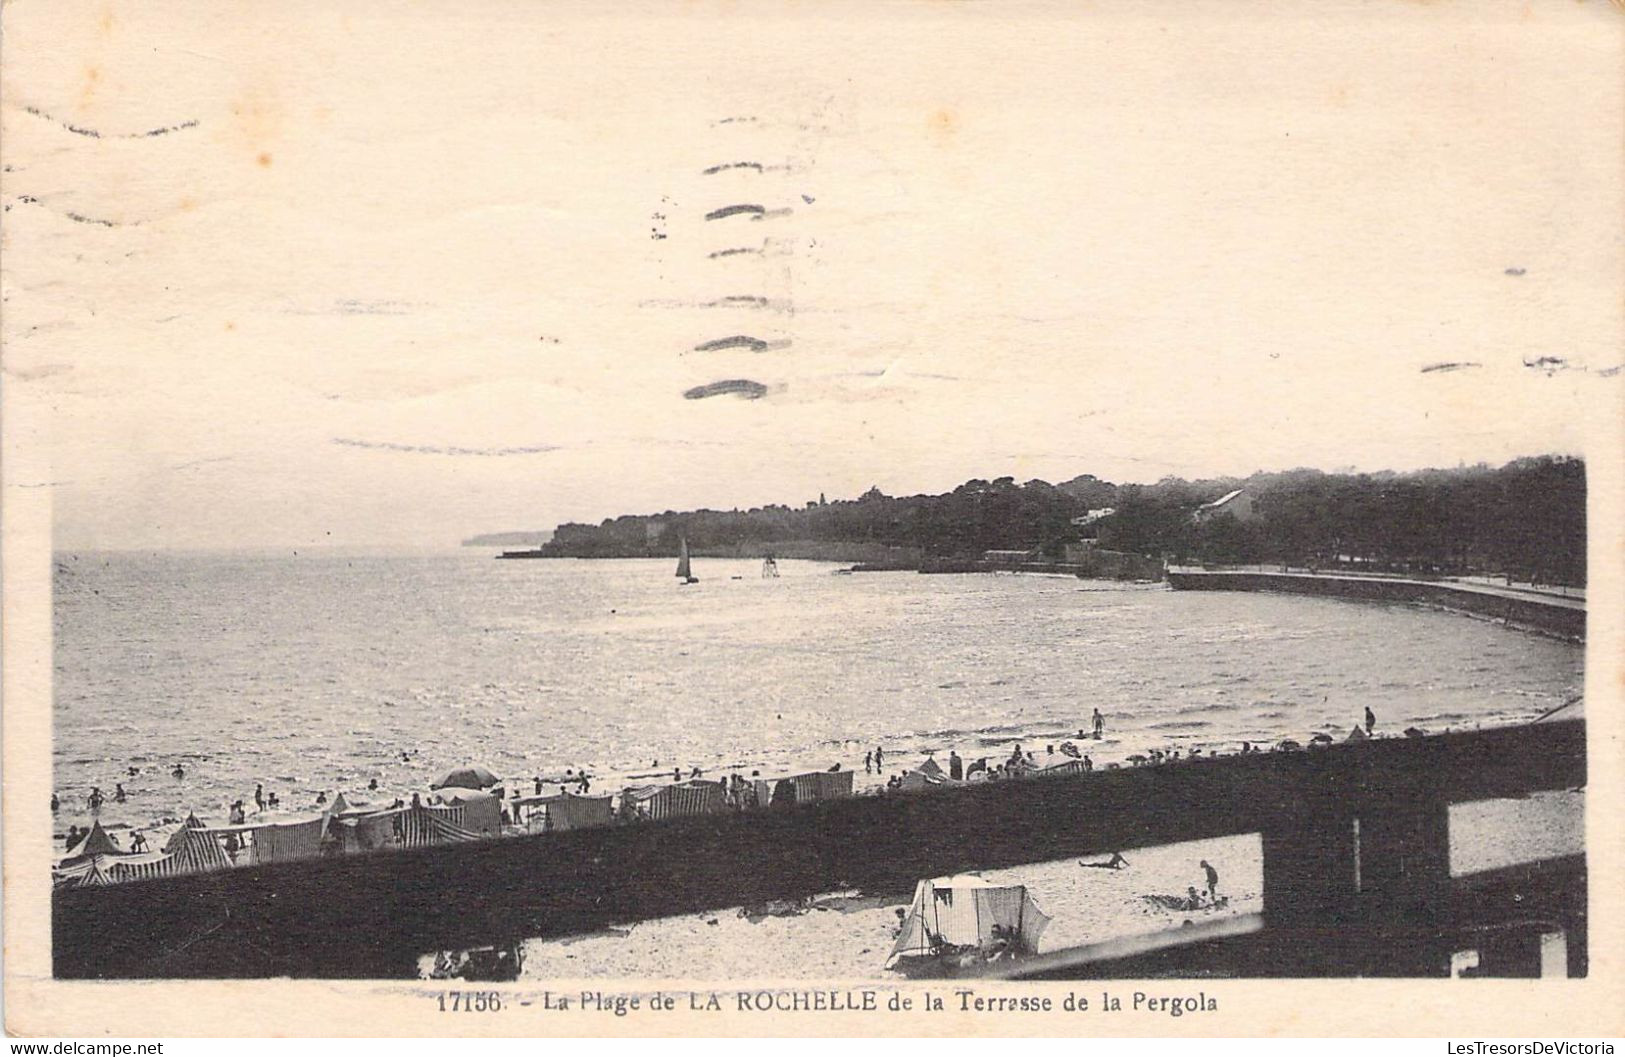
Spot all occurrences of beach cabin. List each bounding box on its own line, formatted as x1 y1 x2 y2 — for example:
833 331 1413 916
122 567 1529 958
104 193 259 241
512 791 615 834
619 780 726 822
431 788 503 837
749 769 855 808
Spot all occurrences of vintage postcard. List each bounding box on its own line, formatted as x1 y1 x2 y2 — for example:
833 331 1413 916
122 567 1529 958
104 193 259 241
3 0 1623 1039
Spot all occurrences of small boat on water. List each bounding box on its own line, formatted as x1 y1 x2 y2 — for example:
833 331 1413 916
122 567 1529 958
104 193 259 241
762 554 779 578
677 537 698 585
886 875 1051 978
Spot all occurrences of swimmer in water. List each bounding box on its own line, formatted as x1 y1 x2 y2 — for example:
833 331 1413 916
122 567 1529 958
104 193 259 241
51 793 60 812
368 778 378 791
255 784 265 812
172 763 186 780
114 783 127 802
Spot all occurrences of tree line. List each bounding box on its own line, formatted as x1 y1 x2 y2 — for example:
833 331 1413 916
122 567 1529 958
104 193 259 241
540 455 1585 585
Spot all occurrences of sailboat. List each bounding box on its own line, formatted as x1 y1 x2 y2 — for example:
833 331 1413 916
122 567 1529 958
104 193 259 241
676 536 699 585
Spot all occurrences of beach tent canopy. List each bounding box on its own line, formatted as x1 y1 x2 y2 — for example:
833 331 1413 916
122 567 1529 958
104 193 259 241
431 787 503 835
513 791 615 832
431 765 500 790
621 780 725 820
1346 725 1369 742
915 757 946 779
887 875 1051 966
434 787 495 804
65 819 122 859
897 769 948 792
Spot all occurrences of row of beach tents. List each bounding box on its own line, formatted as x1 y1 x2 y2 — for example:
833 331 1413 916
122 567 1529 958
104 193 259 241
53 765 863 890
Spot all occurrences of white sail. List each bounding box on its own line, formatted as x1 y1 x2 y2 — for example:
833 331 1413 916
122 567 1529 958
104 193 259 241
676 537 692 580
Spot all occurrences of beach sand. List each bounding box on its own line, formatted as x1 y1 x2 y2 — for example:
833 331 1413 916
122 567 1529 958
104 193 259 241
485 789 1582 980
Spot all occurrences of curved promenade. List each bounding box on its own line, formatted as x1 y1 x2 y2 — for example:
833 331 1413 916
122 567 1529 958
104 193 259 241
1165 568 1584 641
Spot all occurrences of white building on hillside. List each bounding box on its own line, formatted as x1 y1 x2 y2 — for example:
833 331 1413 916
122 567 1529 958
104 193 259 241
1192 489 1258 524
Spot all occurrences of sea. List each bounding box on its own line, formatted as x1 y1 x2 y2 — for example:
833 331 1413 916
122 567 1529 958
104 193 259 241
52 550 1585 977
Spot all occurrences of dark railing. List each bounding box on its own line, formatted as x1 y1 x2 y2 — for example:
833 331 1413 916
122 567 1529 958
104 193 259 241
54 720 1585 980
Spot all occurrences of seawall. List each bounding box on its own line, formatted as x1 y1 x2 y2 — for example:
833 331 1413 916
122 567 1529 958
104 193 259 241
1166 570 1584 641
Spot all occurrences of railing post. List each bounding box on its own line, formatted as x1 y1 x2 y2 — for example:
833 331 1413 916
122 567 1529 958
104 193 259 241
1260 797 1360 975
1352 793 1453 975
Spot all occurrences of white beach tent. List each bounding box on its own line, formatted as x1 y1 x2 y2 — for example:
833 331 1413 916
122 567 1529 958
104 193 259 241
886 875 1052 967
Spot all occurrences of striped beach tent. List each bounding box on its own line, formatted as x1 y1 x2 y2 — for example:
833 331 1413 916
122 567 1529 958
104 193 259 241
621 781 725 821
163 825 233 875
431 788 502 836
101 852 181 884
514 792 615 833
394 805 482 848
249 815 327 865
790 770 855 803
332 810 401 854
54 846 140 888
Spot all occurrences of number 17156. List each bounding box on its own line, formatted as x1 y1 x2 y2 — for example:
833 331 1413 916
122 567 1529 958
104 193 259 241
438 991 502 1012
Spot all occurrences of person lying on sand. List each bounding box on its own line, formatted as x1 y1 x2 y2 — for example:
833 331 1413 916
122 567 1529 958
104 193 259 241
1079 851 1129 870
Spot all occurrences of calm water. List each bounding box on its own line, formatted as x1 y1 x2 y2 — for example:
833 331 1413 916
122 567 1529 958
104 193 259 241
53 550 1582 837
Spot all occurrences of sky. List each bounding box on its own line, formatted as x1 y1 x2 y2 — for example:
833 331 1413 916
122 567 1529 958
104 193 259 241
5 0 1622 549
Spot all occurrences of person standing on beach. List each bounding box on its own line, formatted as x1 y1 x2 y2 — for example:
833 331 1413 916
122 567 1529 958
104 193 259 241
1364 706 1376 735
864 751 873 774
1200 859 1219 901
254 784 265 812
1092 709 1105 739
949 751 963 781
